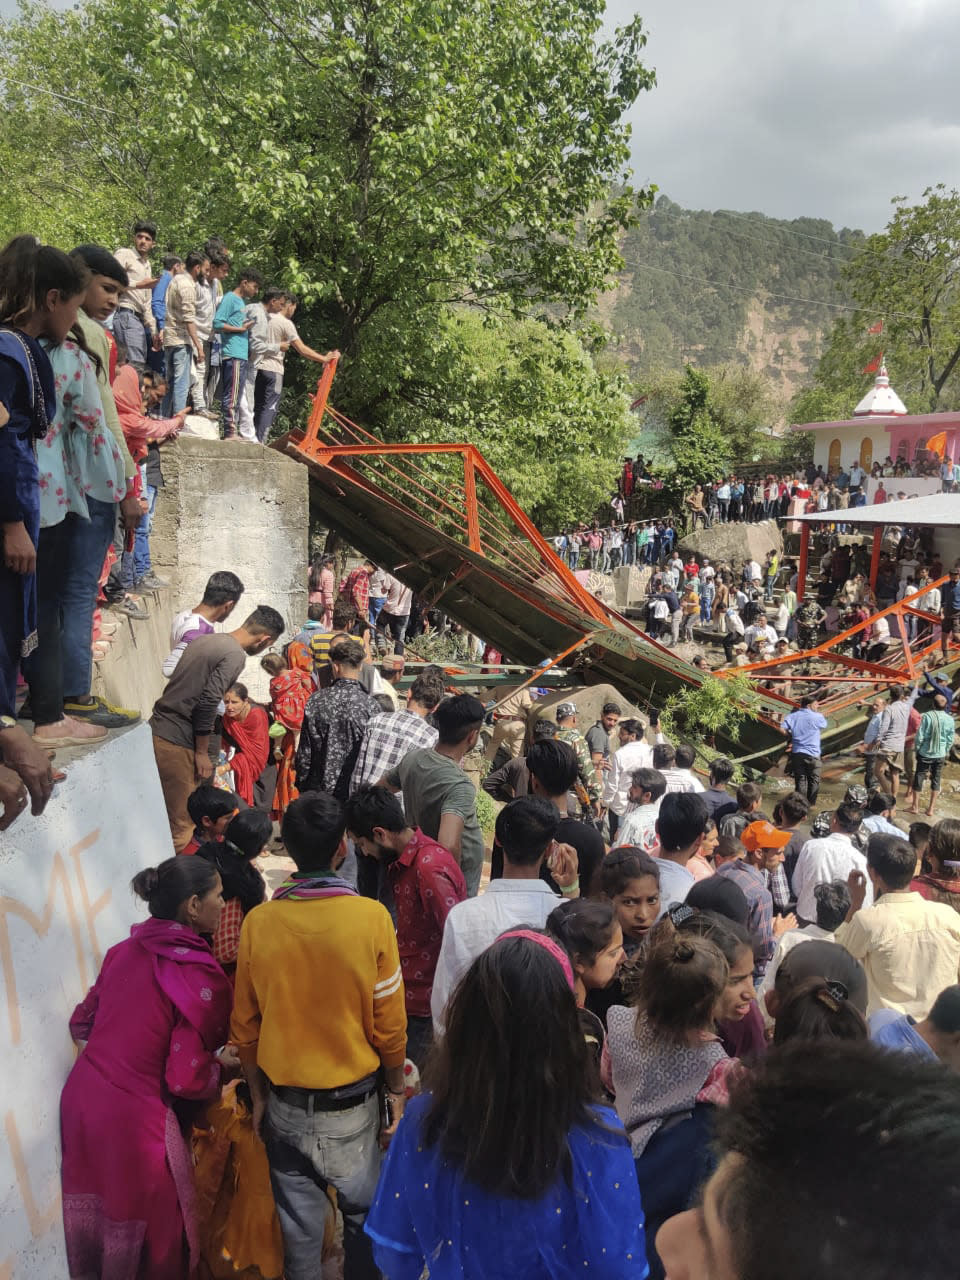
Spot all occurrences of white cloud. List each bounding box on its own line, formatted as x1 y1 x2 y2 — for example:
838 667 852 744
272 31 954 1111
604 0 960 229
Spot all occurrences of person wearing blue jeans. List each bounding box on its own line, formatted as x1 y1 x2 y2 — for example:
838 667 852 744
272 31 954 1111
163 251 207 416
25 497 131 737
213 268 263 439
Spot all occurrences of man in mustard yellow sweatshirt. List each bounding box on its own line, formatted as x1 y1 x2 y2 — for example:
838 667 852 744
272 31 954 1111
232 790 407 1280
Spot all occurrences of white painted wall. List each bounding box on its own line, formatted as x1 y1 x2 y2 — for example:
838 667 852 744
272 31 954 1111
0 726 169 1277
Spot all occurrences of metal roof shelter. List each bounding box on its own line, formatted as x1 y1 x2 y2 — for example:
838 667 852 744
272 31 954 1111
791 494 960 527
789 493 960 599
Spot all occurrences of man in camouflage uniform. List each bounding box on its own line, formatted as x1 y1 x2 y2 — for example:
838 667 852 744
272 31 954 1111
555 701 601 812
795 599 826 652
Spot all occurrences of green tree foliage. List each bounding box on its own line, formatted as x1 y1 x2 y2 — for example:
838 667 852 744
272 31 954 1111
632 362 787 492
381 311 632 528
663 367 731 499
795 187 960 418
660 674 760 761
0 0 654 473
609 195 863 385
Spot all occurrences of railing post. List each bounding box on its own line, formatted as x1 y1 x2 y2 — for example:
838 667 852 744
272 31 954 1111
464 451 482 553
301 356 339 455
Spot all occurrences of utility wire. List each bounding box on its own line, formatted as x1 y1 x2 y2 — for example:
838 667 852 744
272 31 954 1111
620 256 924 324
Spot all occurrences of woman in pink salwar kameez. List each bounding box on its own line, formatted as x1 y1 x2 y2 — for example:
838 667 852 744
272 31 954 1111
60 857 232 1279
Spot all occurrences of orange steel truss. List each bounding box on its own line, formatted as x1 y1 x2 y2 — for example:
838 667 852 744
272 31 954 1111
290 358 640 636
719 574 952 719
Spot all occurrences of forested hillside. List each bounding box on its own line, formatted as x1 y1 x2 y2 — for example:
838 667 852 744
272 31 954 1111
604 196 866 396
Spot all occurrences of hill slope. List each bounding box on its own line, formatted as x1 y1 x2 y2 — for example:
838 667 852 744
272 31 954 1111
602 195 866 397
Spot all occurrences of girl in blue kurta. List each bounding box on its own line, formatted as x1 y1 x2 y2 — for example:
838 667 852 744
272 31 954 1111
366 931 649 1279
0 235 89 718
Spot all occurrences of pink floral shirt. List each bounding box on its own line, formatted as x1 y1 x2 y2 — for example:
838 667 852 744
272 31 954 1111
37 338 124 527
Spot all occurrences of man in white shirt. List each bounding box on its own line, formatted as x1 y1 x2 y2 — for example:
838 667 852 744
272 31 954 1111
612 767 667 853
653 791 708 914
430 796 576 1031
652 741 705 794
792 802 872 923
837 832 960 1017
849 460 863 490
603 717 660 835
254 292 338 442
162 569 244 677
743 559 762 587
744 620 778 651
378 572 414 655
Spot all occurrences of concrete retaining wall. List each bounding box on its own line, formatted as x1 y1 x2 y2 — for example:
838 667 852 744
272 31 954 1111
141 437 309 705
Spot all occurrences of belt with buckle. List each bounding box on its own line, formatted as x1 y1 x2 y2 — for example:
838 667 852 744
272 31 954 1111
271 1073 379 1112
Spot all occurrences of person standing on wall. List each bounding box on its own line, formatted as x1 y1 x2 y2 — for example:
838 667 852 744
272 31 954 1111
213 268 263 441
162 250 207 416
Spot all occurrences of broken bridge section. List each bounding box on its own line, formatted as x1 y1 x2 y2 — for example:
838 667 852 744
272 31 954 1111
274 363 789 762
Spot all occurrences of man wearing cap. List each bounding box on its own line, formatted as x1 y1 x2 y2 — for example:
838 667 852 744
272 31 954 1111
717 821 796 980
554 703 601 815
780 695 828 803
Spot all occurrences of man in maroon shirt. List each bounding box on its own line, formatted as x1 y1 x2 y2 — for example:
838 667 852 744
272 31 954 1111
345 785 467 1066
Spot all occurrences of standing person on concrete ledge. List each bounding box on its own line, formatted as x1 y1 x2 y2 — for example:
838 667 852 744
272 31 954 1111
254 292 339 443
150 605 284 851
213 268 263 441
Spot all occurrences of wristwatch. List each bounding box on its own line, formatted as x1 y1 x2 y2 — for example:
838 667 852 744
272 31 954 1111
0 716 17 732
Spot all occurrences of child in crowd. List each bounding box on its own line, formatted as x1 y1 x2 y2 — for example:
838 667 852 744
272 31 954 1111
600 847 662 958
605 926 737 1280
181 783 240 856
589 849 661 1026
195 808 270 970
718 780 764 839
675 909 763 1059
548 898 626 1086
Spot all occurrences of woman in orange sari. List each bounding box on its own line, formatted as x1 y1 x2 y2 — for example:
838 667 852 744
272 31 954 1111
261 651 313 818
221 684 270 807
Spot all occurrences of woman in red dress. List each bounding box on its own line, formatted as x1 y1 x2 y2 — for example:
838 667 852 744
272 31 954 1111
221 683 270 807
261 651 313 818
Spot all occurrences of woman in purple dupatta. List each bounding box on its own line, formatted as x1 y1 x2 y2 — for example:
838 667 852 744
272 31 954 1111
60 857 233 1279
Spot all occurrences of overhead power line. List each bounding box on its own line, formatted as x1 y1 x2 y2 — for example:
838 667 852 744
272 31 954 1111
621 256 924 324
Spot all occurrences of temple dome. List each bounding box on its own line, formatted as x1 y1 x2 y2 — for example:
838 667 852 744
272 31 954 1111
853 363 907 417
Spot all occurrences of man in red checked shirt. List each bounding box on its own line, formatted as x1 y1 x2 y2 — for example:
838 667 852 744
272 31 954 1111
338 559 375 626
345 784 467 1068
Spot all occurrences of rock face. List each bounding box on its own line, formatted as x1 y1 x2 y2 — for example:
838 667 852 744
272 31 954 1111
678 519 783 568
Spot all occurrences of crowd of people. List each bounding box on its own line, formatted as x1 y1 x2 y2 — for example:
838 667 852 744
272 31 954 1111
5 236 960 1280
0 224 341 832
56 612 960 1278
553 449 953 584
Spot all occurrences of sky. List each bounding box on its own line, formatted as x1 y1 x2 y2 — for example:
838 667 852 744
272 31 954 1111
604 0 960 231
3 0 958 232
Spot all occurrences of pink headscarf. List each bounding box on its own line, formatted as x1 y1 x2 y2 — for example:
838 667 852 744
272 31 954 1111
499 929 576 992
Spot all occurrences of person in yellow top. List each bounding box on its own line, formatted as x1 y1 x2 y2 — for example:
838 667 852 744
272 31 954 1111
231 790 407 1280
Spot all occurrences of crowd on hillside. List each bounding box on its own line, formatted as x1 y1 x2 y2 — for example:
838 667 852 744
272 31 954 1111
4 234 960 1280
554 447 960 582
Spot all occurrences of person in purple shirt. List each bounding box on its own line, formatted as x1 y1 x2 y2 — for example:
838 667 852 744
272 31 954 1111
781 695 828 803
870 984 960 1068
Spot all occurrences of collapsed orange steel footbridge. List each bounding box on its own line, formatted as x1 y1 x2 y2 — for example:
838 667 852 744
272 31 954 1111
275 363 955 765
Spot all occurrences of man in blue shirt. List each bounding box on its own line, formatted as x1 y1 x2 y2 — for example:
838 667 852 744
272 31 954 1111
213 268 264 440
781 695 828 803
870 984 960 1068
